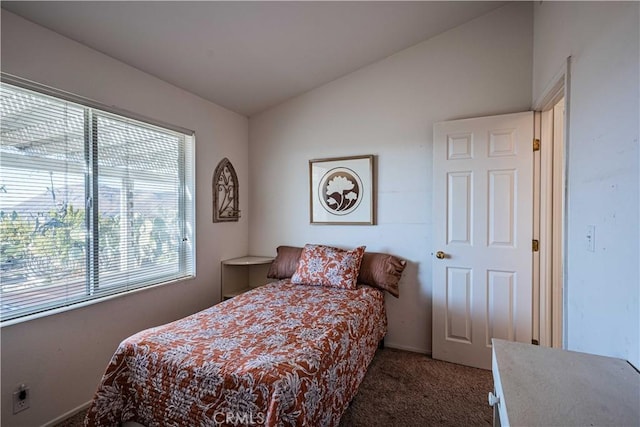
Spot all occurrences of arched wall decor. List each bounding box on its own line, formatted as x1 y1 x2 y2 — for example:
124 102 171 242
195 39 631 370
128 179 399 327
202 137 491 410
212 157 240 222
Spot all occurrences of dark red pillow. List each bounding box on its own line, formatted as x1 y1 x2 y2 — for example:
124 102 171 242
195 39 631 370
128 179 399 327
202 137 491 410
267 246 303 279
358 252 406 298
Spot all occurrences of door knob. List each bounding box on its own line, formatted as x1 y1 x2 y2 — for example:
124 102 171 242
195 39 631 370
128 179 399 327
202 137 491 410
435 251 446 259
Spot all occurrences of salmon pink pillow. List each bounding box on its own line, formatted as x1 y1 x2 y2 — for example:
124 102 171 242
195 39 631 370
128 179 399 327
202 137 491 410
291 244 365 290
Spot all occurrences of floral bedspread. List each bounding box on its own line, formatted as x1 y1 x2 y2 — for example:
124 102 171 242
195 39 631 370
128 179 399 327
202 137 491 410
85 280 387 426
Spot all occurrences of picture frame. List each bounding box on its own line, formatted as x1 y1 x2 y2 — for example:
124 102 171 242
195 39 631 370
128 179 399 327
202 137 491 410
309 155 375 225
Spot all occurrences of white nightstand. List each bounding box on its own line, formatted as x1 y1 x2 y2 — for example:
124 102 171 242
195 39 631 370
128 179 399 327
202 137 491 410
220 256 274 301
490 338 639 427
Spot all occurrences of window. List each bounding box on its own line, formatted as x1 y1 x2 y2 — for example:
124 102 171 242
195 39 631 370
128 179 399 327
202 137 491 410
0 78 195 323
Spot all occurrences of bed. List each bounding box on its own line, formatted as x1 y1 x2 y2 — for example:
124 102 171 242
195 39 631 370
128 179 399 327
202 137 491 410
85 244 405 426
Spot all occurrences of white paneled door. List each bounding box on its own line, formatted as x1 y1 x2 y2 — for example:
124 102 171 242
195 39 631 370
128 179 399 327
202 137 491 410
432 112 533 369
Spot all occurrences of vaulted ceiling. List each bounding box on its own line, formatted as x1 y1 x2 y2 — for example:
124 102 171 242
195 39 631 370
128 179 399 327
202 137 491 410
2 1 507 116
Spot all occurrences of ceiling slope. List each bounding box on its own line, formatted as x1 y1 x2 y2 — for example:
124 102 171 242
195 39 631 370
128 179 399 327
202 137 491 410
2 1 507 116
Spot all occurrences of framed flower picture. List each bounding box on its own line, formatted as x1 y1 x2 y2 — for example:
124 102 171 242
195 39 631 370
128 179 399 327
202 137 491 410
309 155 375 225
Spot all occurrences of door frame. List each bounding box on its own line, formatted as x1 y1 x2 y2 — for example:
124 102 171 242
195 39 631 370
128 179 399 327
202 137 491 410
532 56 571 348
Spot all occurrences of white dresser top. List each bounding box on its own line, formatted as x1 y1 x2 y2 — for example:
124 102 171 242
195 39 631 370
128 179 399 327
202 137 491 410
492 339 640 426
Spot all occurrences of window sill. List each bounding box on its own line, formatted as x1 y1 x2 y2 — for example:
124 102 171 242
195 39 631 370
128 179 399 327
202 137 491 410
0 275 195 328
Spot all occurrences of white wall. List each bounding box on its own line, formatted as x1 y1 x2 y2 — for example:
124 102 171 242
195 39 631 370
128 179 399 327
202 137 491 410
533 2 639 367
249 3 533 353
6 1 636 424
1 11 249 426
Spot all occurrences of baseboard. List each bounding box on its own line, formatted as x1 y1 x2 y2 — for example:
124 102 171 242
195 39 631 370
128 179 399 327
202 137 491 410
384 342 431 356
42 400 91 427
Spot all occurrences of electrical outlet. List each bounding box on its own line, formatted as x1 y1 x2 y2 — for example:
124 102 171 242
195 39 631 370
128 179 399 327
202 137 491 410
12 384 30 414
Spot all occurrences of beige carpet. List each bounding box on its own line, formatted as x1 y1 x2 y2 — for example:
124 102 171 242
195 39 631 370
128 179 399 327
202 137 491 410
339 348 493 426
56 348 493 427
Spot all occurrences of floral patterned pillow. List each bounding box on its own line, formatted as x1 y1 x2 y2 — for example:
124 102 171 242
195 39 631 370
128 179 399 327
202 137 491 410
291 244 366 290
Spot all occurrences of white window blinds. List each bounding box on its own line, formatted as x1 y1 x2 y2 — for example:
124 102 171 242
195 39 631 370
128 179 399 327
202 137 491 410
0 80 195 322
